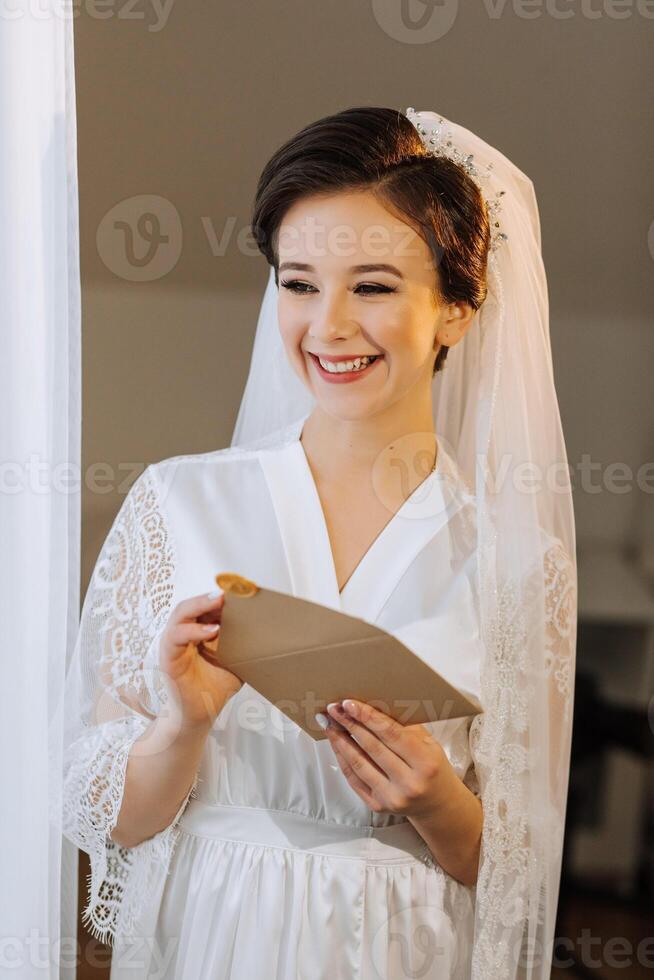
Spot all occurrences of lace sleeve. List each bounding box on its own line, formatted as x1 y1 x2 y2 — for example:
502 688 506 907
61 463 199 947
468 534 577 979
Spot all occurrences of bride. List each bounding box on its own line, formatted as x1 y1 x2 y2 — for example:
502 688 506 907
59 105 577 979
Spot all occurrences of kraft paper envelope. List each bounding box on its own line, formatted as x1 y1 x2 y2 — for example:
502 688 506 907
202 574 483 742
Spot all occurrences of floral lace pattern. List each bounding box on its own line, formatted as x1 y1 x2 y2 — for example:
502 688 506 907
469 536 576 979
543 540 576 712
61 465 198 947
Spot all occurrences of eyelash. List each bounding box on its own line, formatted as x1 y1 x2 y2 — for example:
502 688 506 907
280 280 397 296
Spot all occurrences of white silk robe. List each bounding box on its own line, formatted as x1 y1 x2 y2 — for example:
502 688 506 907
63 412 484 980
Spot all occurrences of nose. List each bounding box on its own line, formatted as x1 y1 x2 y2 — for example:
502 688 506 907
307 291 357 343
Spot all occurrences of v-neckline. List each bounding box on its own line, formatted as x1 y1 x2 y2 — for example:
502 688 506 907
260 413 464 621
295 428 438 594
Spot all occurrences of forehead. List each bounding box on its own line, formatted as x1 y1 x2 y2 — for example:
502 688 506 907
277 189 432 270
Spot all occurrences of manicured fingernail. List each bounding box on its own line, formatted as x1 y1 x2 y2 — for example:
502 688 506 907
326 702 342 712
207 588 223 599
342 699 357 713
315 712 330 730
203 623 220 631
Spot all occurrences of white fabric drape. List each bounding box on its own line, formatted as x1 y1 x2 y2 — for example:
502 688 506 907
0 5 81 978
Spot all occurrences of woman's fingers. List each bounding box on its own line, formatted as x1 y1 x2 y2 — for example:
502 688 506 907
173 591 225 624
159 592 226 671
167 620 221 651
196 607 224 626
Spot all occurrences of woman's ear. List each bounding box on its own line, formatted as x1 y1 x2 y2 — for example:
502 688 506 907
434 300 476 349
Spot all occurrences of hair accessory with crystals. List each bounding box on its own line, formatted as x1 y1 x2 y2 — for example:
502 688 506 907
405 105 509 253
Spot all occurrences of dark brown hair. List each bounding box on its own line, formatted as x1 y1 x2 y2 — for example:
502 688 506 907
251 106 490 374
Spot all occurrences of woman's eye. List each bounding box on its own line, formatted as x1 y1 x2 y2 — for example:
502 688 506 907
356 283 396 295
280 280 316 294
280 280 396 296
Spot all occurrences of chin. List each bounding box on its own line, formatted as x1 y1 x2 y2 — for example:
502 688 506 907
312 397 383 424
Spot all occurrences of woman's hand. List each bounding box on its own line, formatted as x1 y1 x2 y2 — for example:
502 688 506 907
319 699 483 886
158 590 243 731
319 699 447 819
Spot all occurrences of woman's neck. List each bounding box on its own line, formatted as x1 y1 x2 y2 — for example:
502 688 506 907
299 400 438 504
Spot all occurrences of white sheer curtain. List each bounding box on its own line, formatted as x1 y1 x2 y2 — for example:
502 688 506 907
0 5 81 979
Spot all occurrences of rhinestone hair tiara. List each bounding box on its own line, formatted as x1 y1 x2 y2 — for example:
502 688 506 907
404 107 508 253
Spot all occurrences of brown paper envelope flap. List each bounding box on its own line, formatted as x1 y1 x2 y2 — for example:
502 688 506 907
217 584 382 662
214 577 482 741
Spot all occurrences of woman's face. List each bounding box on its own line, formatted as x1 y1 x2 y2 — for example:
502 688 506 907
276 189 468 422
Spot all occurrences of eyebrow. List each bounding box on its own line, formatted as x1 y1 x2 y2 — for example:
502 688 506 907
278 262 404 279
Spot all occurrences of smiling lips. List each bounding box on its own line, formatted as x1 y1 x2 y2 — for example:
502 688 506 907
307 351 383 383
309 352 380 362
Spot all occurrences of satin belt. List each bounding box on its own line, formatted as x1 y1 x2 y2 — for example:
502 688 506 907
178 800 435 866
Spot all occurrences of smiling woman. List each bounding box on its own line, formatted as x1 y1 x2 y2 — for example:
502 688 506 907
60 105 576 980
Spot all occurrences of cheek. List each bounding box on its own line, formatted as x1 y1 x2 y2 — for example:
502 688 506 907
366 311 402 353
375 313 432 365
277 312 305 358
277 317 313 385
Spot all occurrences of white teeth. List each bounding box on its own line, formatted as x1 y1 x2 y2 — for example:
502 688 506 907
317 355 377 373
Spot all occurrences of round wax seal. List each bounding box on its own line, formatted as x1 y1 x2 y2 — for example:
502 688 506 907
215 572 259 597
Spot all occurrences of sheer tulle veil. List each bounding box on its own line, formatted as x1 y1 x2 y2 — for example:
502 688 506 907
230 108 578 980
